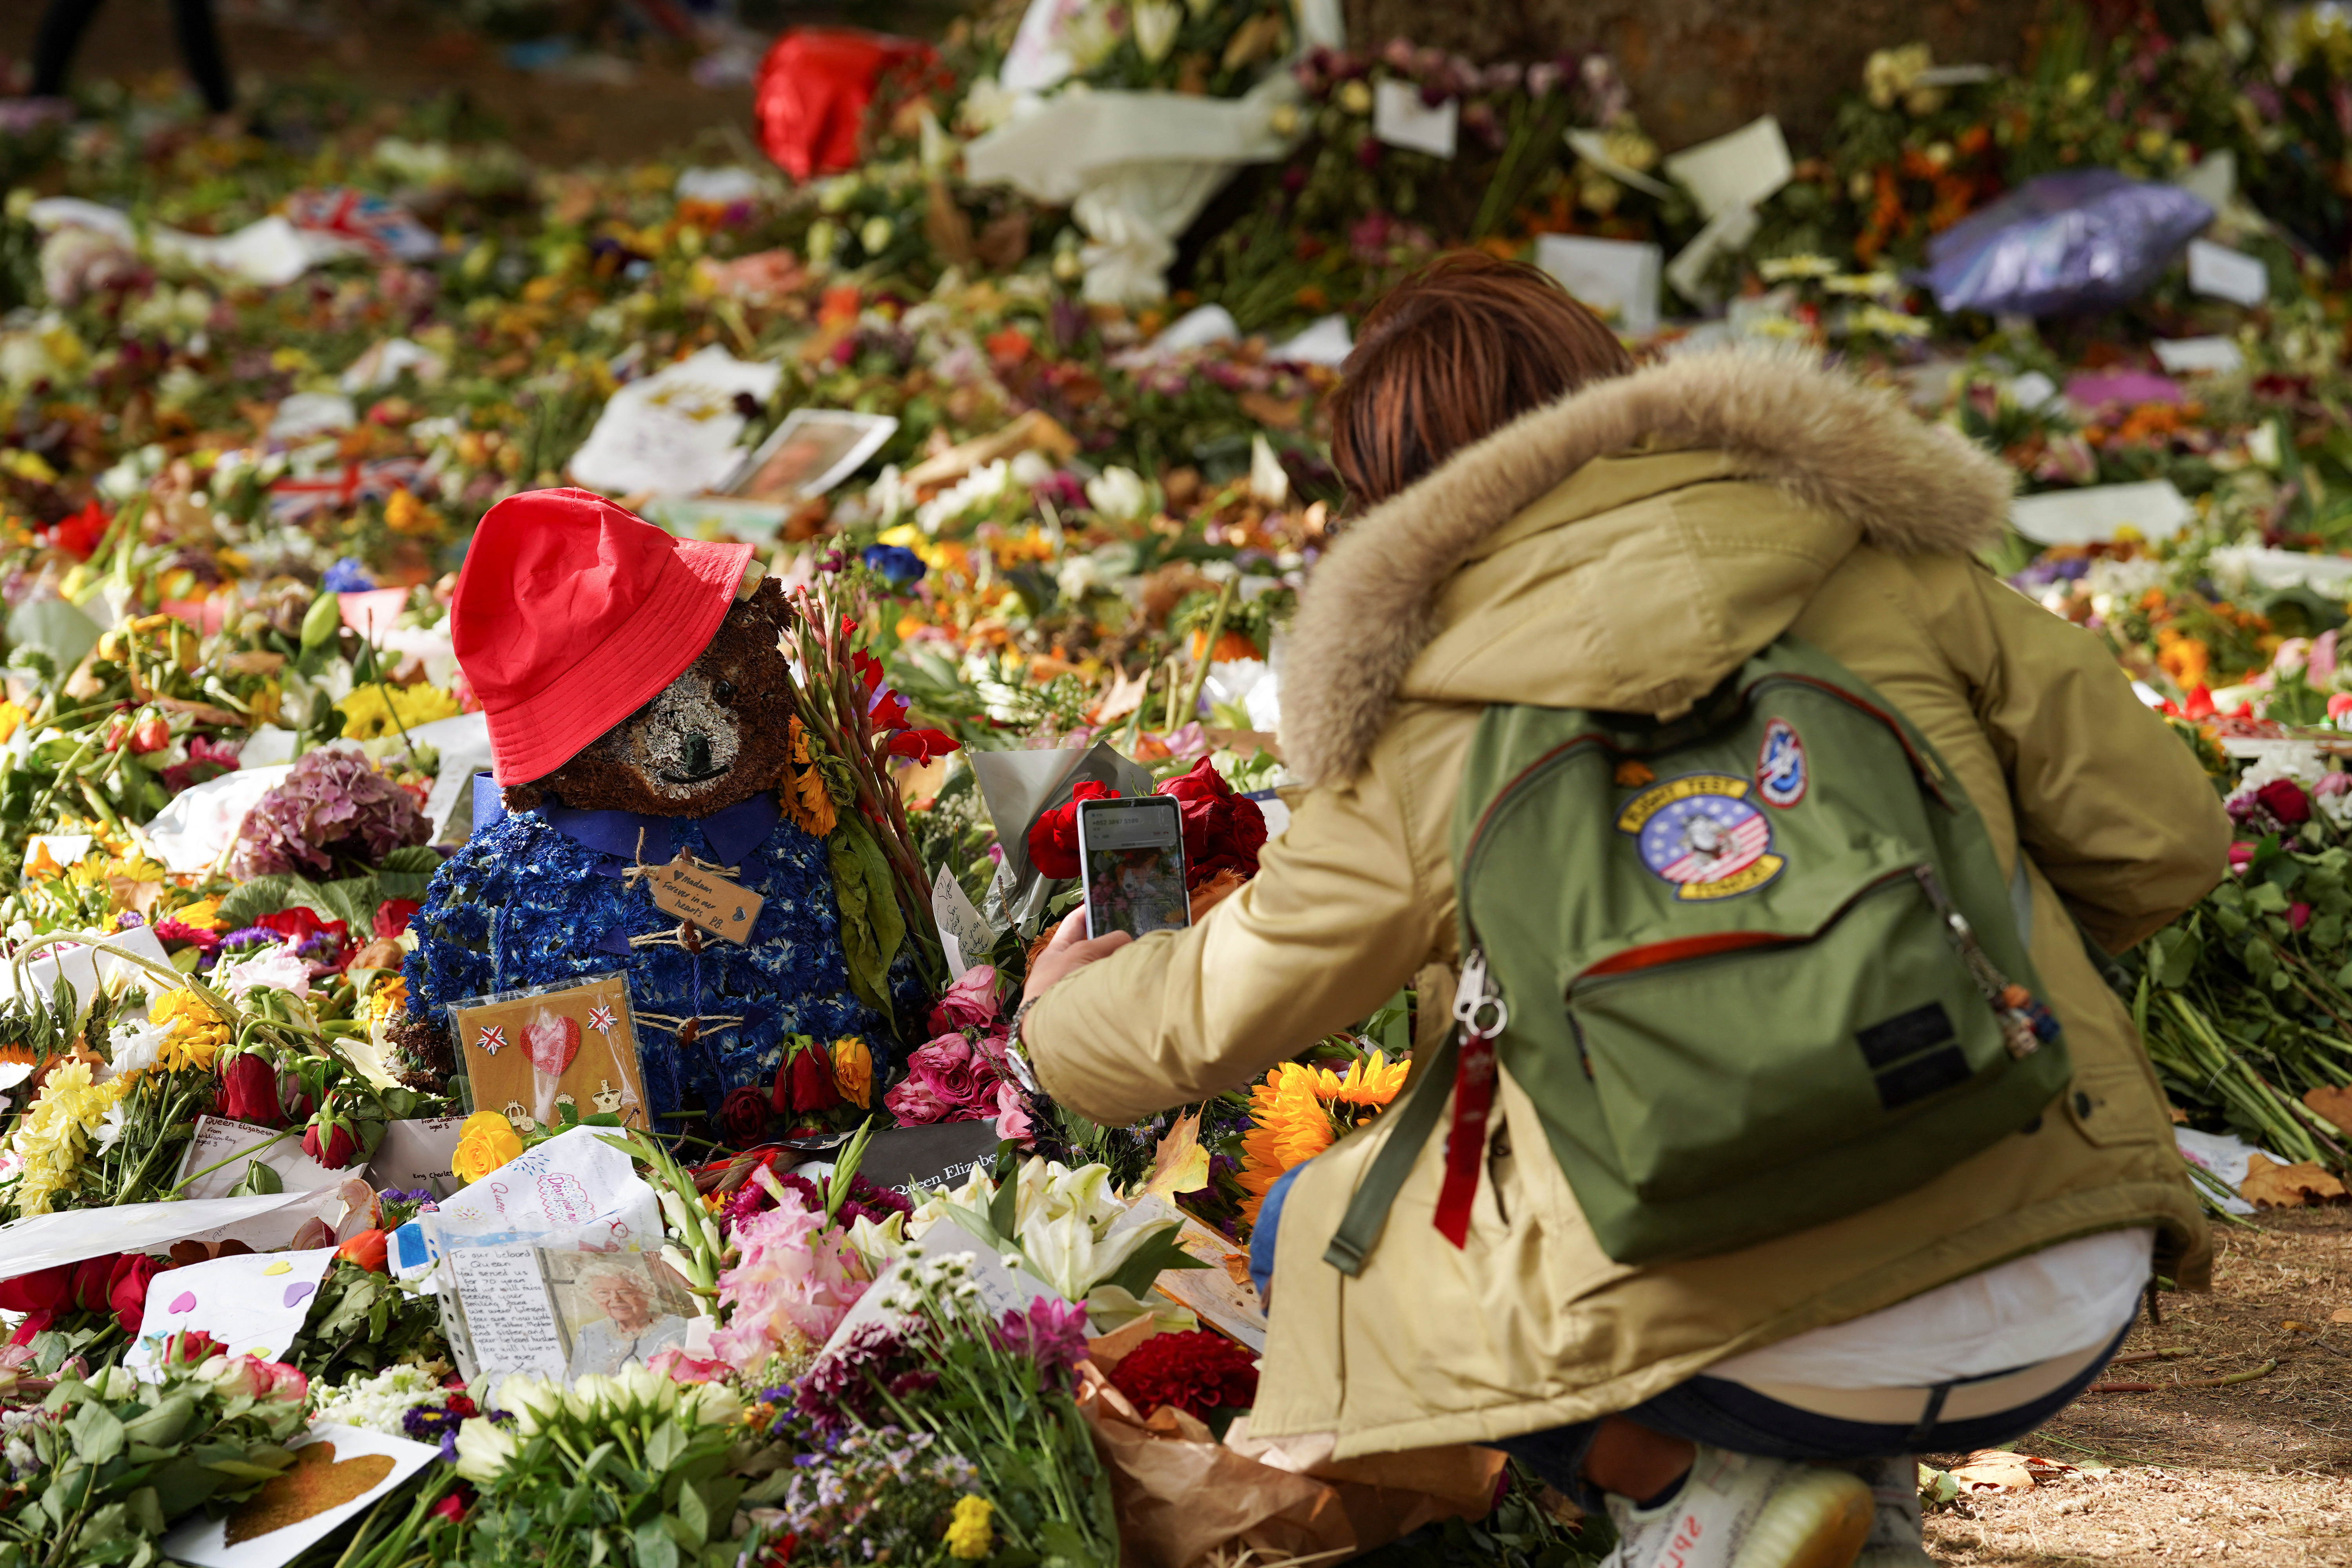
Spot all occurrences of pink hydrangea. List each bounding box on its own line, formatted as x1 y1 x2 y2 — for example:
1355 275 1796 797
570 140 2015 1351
230 748 428 880
708 1185 869 1370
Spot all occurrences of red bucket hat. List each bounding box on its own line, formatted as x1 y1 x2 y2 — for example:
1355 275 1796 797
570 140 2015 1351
454 488 753 786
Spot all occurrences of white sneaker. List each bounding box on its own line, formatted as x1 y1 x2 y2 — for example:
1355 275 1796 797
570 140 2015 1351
1604 1447 1873 1568
1834 1455 1936 1568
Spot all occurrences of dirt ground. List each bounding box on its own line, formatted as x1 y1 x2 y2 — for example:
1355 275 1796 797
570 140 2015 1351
1924 1208 2352 1566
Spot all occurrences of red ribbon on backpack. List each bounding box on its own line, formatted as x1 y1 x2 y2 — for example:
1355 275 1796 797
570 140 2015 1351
1433 951 1507 1248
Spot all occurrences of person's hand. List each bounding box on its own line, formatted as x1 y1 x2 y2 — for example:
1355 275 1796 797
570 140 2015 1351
1022 911 1132 1005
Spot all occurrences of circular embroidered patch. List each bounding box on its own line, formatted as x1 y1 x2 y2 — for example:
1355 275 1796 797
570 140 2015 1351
1614 773 1786 900
1756 718 1808 808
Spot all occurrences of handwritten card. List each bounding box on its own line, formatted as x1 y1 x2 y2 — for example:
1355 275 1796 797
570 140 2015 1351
931 864 999 978
159 1425 441 1568
123 1247 338 1376
173 1116 356 1201
1535 234 1661 336
648 857 764 942
368 1116 469 1200
443 1247 569 1382
423 1123 662 1254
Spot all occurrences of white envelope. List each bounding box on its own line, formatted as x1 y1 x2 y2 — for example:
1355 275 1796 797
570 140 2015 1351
1373 80 1458 159
2010 480 2193 546
2187 238 2267 307
1663 116 1793 220
1535 234 1662 336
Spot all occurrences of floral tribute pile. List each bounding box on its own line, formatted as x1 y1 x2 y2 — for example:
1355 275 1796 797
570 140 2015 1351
2 0 2352 1560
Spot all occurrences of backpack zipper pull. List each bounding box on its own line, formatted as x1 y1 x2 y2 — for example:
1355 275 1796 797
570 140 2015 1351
1912 868 2057 1059
1434 946 1509 1249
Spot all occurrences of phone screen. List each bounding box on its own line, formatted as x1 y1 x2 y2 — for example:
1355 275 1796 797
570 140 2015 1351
1076 796 1191 941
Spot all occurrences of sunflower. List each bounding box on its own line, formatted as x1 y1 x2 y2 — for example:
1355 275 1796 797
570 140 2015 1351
782 717 838 838
1236 1050 1410 1225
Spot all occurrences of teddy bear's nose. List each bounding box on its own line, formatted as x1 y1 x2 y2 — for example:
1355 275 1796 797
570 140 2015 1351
682 731 714 775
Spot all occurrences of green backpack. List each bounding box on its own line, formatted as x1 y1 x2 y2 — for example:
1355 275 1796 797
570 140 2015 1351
1325 637 2073 1272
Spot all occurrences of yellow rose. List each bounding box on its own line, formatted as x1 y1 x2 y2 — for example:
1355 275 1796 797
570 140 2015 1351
831 1037 873 1109
452 1112 523 1182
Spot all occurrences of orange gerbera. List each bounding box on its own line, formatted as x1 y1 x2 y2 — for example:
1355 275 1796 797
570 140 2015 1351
1237 1051 1410 1226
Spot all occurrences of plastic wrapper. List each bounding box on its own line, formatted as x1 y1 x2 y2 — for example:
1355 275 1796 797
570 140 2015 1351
1074 1367 1505 1567
1923 171 2213 318
753 27 935 182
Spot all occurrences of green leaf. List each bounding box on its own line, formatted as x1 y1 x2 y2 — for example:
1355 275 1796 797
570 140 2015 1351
826 817 903 1030
643 1420 685 1474
675 1481 709 1547
379 846 444 875
65 1402 125 1466
633 1518 680 1568
1101 1226 1209 1303
215 875 303 929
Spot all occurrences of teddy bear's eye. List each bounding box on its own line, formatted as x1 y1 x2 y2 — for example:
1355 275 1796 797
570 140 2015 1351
713 680 736 704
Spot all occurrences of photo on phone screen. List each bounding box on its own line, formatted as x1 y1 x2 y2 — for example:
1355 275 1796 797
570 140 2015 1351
1077 796 1191 941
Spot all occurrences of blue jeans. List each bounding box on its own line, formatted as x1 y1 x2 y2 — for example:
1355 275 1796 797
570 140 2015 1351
1249 1160 2127 1511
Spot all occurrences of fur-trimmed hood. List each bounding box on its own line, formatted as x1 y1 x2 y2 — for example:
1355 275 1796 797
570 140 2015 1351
1280 351 2015 786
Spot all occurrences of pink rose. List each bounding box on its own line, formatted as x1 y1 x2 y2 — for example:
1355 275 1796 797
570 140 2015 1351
995 1078 1033 1147
882 1035 1000 1125
648 1347 730 1385
927 965 1002 1037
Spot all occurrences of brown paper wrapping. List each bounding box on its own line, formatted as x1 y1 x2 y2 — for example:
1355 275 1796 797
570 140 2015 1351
1075 1370 1505 1568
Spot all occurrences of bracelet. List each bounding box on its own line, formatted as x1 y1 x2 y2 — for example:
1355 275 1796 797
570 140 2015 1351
1004 996 1043 1093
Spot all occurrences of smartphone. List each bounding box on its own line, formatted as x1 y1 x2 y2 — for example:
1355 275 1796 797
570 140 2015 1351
1076 795 1192 941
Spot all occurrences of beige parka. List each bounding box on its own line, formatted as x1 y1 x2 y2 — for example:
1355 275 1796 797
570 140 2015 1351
1024 352 2228 1459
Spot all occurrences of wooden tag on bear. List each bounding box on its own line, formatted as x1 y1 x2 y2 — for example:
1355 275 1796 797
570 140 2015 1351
649 857 764 943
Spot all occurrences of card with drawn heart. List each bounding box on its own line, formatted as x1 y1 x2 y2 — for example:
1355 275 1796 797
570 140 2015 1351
452 973 648 1136
122 1246 339 1378
158 1425 440 1568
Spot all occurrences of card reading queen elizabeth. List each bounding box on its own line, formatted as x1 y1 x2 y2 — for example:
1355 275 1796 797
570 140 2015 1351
452 974 648 1134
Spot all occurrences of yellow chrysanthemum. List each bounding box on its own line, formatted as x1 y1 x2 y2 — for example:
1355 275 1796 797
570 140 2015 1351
946 1496 995 1560
152 989 232 1072
359 974 409 1027
1236 1051 1408 1225
173 898 225 931
8 1060 129 1216
338 682 464 741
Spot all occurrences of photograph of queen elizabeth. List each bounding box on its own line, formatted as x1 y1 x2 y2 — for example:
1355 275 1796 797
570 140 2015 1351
559 1257 695 1382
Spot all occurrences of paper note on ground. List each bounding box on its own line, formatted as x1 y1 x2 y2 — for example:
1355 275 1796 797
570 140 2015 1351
1372 81 1457 158
2011 480 2193 546
566 346 782 497
2187 238 2268 307
160 1424 441 1568
369 1116 469 1199
425 1123 662 1254
447 1247 569 1380
174 1116 357 1201
1663 115 1793 219
2153 336 2244 375
124 1247 338 1376
1535 234 1661 336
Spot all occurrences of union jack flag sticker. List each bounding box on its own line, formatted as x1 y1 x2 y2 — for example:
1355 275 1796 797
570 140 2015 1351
588 1005 617 1037
477 1024 508 1056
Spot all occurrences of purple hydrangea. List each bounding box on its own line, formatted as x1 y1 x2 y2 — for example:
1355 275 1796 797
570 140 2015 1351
230 748 428 880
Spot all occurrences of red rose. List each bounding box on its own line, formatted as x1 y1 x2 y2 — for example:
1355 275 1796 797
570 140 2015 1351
1026 781 1120 881
216 1053 285 1126
2256 778 2312 826
430 1492 468 1524
337 1229 390 1273
0 1265 73 1344
109 1254 160 1334
373 898 423 939
163 1328 225 1363
782 1044 843 1118
716 1086 773 1147
1158 759 1267 888
303 1117 361 1170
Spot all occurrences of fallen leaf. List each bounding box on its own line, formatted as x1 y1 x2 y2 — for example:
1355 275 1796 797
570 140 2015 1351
2332 1308 2352 1324
2285 1319 2314 1333
2306 1084 2352 1136
1145 1110 1210 1198
1947 1450 2038 1493
2239 1152 2349 1208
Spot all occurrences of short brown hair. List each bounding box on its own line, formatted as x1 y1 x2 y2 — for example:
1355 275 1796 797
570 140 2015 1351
1328 251 1636 509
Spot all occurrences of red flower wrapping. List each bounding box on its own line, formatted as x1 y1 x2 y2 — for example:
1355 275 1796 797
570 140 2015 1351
216 1053 285 1127
1158 759 1268 888
1027 781 1120 881
256 906 351 952
1108 1329 1261 1421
